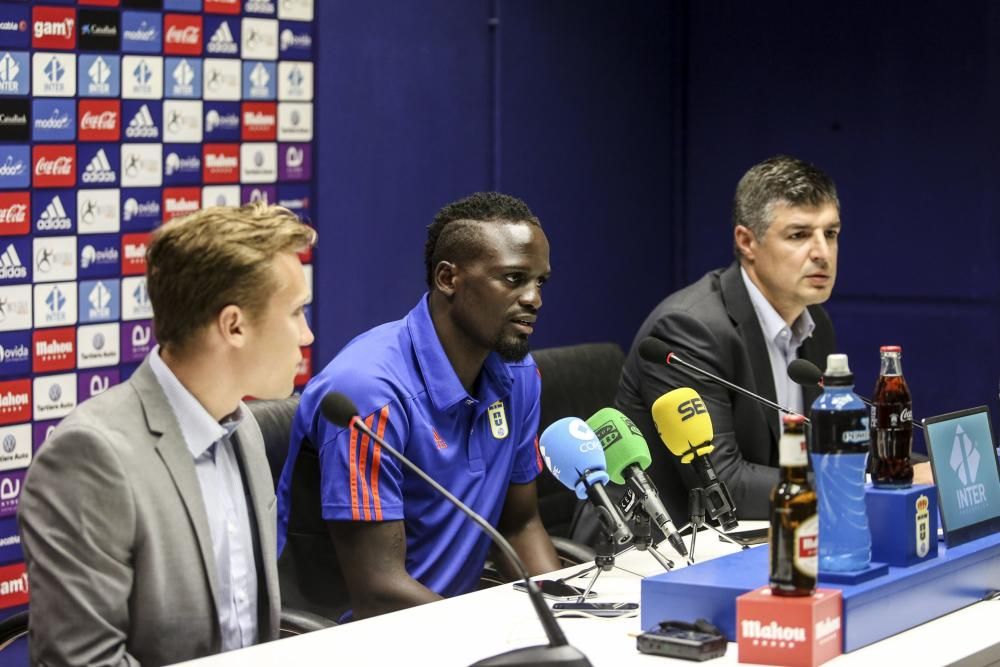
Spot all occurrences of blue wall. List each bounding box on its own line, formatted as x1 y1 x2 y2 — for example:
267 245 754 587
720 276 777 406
314 1 1000 439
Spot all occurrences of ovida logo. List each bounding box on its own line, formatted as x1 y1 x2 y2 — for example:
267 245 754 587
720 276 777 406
0 343 27 365
206 109 238 133
280 28 311 52
81 244 118 270
165 152 199 176
123 197 159 222
951 425 988 510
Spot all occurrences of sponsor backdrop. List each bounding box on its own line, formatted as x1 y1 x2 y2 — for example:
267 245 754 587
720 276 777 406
0 0 315 622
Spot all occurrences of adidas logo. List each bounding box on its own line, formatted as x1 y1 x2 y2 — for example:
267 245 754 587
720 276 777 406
0 244 26 280
125 104 158 139
207 21 238 55
37 195 71 231
81 149 116 184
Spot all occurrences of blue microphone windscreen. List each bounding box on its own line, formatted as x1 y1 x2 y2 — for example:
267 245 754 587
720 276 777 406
539 417 609 499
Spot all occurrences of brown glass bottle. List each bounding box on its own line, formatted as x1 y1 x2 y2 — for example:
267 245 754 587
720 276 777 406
871 345 914 487
769 414 818 596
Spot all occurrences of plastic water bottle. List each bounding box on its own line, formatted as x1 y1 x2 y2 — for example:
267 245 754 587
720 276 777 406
809 353 872 572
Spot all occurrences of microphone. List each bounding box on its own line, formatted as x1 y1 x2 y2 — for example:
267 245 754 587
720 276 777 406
586 407 688 557
538 417 633 546
638 337 808 422
650 388 739 531
320 393 591 667
786 358 925 432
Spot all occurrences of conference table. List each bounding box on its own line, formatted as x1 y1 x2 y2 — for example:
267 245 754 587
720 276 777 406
174 522 1000 666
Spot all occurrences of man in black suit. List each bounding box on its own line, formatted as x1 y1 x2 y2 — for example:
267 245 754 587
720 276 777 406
616 155 839 521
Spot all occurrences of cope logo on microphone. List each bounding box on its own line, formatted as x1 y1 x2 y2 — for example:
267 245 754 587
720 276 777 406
677 397 707 421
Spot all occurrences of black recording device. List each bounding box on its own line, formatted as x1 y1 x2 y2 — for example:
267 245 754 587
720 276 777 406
636 620 727 661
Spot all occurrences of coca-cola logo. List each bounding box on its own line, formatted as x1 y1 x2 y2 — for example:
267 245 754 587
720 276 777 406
166 26 200 44
80 111 117 130
35 157 72 176
0 205 26 224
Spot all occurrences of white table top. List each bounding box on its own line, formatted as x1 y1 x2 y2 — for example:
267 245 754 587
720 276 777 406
173 523 1000 667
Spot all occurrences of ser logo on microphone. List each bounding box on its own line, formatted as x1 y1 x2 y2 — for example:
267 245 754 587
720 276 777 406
677 397 707 421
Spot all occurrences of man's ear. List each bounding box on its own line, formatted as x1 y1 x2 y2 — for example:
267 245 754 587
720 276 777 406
734 225 757 262
216 304 247 349
433 261 459 297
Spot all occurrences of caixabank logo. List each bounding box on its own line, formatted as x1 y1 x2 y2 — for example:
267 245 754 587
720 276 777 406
32 6 77 51
79 279 121 324
78 322 121 369
79 235 121 280
33 190 75 236
0 379 30 426
0 99 29 142
0 193 30 236
78 9 121 52
32 372 77 422
32 326 75 374
79 99 121 142
164 13 203 56
0 238 31 285
79 54 121 98
121 189 161 230
165 57 202 99
32 99 76 142
33 144 76 188
0 332 30 378
123 100 161 141
163 145 202 185
0 423 32 472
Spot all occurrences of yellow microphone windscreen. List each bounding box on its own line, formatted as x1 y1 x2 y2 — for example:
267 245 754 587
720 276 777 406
651 387 715 464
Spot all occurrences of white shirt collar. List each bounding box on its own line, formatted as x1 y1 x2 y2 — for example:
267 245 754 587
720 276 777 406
148 345 236 459
740 266 815 349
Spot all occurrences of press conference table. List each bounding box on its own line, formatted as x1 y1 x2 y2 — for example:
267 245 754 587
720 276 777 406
173 523 1000 667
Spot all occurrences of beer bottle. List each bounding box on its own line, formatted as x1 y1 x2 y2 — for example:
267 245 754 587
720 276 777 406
769 414 818 596
871 345 914 487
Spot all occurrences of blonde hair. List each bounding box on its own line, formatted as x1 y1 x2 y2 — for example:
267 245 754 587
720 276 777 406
147 202 317 350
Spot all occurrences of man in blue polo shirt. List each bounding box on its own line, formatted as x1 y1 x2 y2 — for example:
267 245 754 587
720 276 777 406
278 192 560 619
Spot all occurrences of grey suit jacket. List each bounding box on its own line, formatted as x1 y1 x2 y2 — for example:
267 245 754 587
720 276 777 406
18 359 281 667
615 263 835 521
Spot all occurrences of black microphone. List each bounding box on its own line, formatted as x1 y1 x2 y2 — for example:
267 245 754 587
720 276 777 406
787 358 925 432
638 336 809 422
321 392 591 667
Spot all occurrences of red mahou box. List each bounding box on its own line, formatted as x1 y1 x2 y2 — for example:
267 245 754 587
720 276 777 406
737 587 842 667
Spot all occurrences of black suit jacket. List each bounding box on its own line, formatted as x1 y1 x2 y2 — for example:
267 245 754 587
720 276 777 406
615 263 836 521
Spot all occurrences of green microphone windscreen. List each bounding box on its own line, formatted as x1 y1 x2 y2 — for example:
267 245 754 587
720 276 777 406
586 407 652 485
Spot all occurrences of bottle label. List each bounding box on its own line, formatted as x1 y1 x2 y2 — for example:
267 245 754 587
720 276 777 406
794 514 819 576
779 434 808 467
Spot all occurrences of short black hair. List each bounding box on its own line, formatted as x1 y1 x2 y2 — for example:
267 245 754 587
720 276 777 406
424 192 541 288
732 155 839 254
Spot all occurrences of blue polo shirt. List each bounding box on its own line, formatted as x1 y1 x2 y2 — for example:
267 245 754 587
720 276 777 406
277 294 543 598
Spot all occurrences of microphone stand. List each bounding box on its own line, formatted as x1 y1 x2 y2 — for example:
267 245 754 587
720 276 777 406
679 488 746 564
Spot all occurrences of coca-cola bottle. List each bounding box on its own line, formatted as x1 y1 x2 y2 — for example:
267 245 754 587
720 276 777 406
871 345 914 487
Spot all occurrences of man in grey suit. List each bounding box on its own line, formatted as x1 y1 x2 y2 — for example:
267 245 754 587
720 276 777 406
19 203 316 666
616 156 839 522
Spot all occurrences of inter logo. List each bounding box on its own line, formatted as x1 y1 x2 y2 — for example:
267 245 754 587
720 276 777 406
0 52 28 97
122 55 163 100
165 57 202 99
32 52 77 97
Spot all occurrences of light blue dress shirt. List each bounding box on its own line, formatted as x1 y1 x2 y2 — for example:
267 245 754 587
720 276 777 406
741 267 815 421
148 347 259 651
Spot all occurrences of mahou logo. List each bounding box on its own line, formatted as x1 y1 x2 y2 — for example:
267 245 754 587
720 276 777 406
0 379 29 425
164 14 202 55
32 145 76 188
241 102 276 140
202 143 239 183
121 233 151 276
32 327 74 373
0 193 29 236
32 6 77 50
79 100 121 142
162 187 200 221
